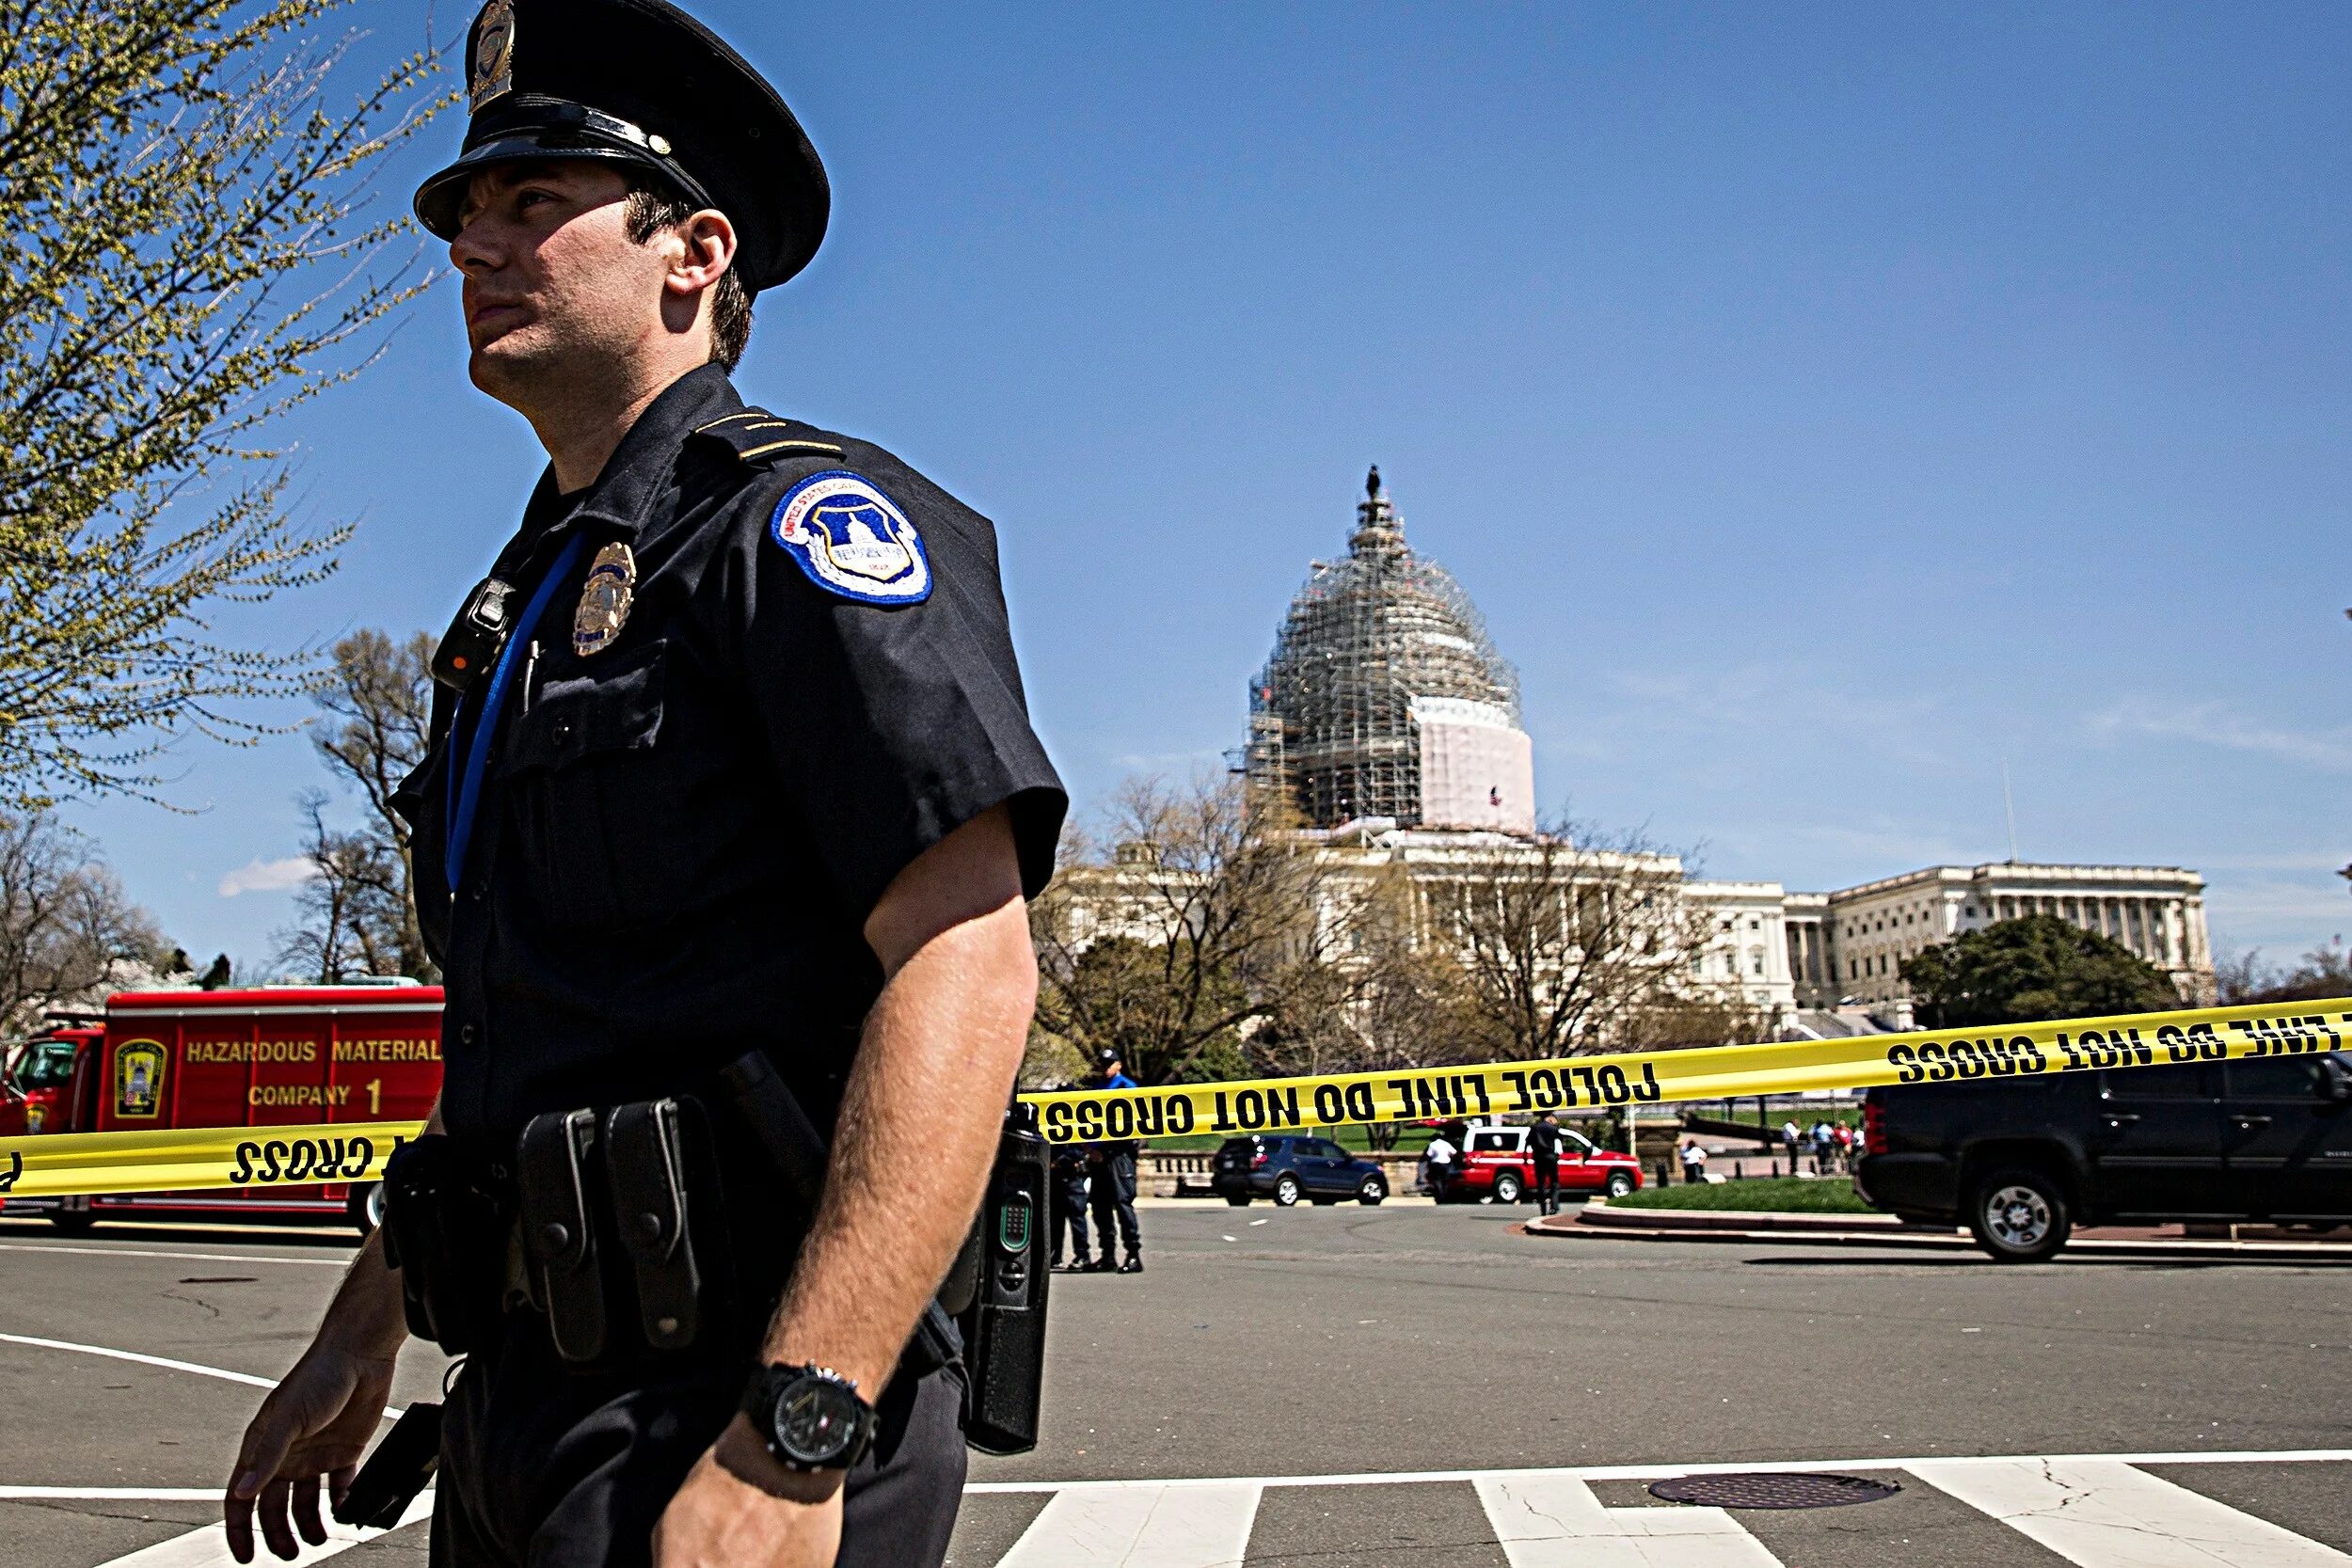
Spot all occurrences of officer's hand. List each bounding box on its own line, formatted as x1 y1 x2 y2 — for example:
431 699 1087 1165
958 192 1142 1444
223 1342 398 1563
653 1416 845 1568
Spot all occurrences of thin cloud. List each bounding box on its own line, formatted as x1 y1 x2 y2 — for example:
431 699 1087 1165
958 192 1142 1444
218 856 316 898
2092 699 2352 775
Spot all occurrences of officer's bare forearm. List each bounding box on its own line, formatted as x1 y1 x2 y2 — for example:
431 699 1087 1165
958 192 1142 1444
764 809 1034 1392
318 1098 441 1360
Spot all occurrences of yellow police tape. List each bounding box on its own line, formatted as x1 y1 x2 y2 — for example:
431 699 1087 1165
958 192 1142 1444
0 1119 427 1199
1021 998 2352 1146
2 999 2346 1196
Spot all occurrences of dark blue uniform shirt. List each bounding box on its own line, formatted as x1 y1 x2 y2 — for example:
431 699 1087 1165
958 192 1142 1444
395 364 1065 1153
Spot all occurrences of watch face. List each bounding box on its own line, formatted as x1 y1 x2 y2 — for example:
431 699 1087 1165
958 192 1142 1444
774 1377 861 1465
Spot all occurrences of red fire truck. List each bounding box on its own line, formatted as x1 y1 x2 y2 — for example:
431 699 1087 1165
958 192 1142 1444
0 983 442 1234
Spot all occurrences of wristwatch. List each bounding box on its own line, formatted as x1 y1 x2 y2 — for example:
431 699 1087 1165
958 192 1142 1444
741 1363 877 1472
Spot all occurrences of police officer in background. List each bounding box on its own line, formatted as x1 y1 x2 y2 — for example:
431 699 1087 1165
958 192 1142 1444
1527 1110 1564 1216
1048 1140 1090 1273
1082 1048 1142 1273
220 2 1063 1564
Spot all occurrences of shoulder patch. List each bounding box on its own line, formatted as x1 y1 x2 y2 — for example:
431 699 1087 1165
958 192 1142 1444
694 408 846 466
770 470 933 605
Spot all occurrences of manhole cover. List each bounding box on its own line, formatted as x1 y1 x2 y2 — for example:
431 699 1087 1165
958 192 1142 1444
1648 1473 1900 1511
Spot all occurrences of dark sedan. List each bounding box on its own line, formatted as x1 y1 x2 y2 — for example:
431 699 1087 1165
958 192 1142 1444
1211 1134 1390 1207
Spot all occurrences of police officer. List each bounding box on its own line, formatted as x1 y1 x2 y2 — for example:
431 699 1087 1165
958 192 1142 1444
1048 1139 1090 1273
1527 1110 1563 1216
1082 1049 1142 1274
220 3 1063 1564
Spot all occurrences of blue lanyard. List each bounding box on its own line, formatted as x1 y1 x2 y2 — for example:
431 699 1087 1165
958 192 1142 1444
443 532 591 891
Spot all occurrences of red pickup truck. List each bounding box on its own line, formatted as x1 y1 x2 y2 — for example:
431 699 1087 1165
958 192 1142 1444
1432 1121 1642 1204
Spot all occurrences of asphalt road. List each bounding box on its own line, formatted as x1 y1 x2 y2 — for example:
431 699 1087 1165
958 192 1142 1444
1 1200 2346 1565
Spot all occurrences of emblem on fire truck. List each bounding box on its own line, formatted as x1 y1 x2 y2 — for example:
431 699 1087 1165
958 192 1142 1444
115 1038 166 1118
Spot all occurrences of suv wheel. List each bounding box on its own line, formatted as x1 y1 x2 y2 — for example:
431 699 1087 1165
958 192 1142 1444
1604 1170 1635 1199
1224 1195 1251 1207
1273 1173 1303 1207
1968 1167 2071 1263
1358 1174 1387 1206
1492 1170 1524 1205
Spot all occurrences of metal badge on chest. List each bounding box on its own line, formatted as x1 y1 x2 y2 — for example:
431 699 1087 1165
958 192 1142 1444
573 542 636 657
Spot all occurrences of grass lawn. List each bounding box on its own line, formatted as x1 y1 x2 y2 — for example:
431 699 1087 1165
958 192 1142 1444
1608 1176 1877 1214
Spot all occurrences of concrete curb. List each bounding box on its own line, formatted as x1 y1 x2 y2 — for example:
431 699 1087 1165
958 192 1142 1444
1575 1198 1907 1233
1526 1202 2352 1261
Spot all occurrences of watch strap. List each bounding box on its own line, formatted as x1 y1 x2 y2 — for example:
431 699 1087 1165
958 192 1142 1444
742 1362 877 1471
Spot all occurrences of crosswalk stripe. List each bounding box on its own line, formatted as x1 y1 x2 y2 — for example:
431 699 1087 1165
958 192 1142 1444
90 1491 435 1568
1472 1474 1782 1568
995 1481 1263 1568
1911 1460 2352 1568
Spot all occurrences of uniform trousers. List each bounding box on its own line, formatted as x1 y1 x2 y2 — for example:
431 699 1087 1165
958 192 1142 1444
1531 1156 1560 1212
432 1312 966 1567
1051 1169 1090 1266
1087 1149 1140 1262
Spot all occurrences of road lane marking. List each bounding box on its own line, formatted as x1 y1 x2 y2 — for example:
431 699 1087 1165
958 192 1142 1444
0 1332 279 1391
1912 1459 2351 1568
0 1242 348 1268
0 1488 222 1500
87 1489 433 1566
0 1332 405 1418
959 1448 2352 1493
1474 1474 1781 1568
997 1481 1262 1568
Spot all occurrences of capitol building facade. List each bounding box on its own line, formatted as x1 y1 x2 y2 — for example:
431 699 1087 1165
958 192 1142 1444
1237 472 2214 1032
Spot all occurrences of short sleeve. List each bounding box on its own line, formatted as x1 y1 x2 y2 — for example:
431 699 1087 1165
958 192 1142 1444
725 445 1067 926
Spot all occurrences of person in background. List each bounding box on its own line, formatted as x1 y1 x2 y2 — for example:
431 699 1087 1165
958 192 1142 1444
1049 1139 1090 1273
1810 1119 1835 1174
1422 1127 1458 1197
1781 1117 1803 1174
1679 1136 1708 1184
1527 1110 1564 1215
1083 1048 1142 1273
1832 1119 1855 1173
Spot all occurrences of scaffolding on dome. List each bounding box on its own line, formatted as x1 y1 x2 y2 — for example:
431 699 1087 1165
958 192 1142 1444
1248 467 1523 830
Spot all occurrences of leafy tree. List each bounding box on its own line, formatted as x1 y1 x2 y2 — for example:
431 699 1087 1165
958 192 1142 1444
1422 819 1718 1059
0 0 446 804
2217 942 2352 1006
1903 913 2180 1028
1028 774 1343 1085
278 627 436 978
0 811 173 1032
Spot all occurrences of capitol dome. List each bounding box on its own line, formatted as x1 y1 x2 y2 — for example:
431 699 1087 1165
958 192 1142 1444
1247 468 1534 833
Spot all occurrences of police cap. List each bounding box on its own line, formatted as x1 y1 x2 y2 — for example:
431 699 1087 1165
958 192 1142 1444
411 0 828 294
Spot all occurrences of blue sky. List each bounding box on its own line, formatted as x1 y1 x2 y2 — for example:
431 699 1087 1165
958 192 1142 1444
67 1 2352 974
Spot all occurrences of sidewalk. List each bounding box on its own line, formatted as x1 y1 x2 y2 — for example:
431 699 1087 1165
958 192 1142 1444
1526 1199 2352 1261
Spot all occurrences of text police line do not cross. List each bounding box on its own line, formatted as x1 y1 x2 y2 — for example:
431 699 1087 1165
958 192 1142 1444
0 1001 2347 1191
1021 1000 2352 1146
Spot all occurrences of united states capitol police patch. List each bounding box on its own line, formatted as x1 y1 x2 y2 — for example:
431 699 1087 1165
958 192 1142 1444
770 470 932 606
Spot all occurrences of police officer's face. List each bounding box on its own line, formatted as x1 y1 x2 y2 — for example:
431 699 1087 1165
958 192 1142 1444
451 160 671 398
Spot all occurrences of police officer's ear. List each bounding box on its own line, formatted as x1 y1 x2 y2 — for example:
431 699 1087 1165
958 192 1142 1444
661 207 738 301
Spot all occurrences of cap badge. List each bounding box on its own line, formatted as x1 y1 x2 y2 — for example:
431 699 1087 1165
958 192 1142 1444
469 0 516 111
573 542 636 657
770 471 932 606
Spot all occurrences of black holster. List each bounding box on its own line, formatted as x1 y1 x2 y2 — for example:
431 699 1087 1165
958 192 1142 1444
381 1135 512 1355
513 1095 737 1367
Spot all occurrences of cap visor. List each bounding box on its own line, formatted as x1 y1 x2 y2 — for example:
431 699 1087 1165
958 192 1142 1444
411 135 666 239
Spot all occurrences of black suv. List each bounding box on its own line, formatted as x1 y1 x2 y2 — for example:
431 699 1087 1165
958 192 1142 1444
1856 1053 2352 1261
1211 1135 1389 1208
